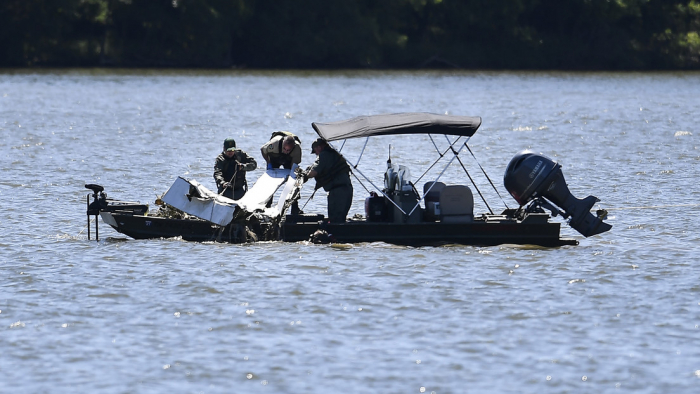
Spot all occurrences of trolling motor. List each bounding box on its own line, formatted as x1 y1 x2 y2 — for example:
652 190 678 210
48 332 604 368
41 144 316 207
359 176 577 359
503 150 612 237
85 184 106 240
85 184 149 241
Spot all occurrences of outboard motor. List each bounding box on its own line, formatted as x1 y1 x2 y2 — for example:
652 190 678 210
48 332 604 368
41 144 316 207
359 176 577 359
503 150 611 237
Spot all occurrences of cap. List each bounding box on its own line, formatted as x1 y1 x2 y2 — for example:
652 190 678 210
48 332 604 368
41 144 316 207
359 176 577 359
310 138 325 154
223 138 236 152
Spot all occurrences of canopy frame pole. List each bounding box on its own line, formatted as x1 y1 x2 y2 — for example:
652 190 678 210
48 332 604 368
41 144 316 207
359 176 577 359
444 134 466 147
413 143 456 186
412 134 468 187
464 144 509 210
350 170 372 195
330 140 347 153
353 137 370 168
428 134 442 156
351 166 406 214
406 151 460 218
406 136 468 217
454 144 494 214
414 134 465 189
389 136 464 218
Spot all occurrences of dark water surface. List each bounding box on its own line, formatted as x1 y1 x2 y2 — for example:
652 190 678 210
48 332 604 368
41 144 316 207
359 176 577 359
1 69 699 393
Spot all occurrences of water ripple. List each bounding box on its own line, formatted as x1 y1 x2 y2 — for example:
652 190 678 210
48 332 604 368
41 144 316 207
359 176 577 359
2 70 700 393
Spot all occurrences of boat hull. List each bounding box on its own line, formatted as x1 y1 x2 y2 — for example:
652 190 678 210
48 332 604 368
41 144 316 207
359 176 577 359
100 211 576 247
100 212 249 243
281 215 577 247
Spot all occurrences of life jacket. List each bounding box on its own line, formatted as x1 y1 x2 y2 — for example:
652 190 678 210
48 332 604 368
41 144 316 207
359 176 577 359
270 130 301 143
314 147 351 190
270 131 301 154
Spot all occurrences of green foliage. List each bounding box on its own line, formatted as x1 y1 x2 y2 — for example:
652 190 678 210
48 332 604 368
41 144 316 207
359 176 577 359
0 0 698 69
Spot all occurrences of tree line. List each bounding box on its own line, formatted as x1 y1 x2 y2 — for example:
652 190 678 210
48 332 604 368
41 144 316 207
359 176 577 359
1 0 699 70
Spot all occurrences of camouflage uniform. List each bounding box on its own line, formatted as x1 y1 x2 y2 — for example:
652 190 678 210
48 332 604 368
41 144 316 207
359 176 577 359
214 140 257 200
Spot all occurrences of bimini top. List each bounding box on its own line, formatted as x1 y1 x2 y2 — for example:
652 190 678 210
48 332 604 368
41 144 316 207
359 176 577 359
312 113 482 142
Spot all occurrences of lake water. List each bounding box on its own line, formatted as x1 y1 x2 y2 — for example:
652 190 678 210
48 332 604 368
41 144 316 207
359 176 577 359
1 69 699 393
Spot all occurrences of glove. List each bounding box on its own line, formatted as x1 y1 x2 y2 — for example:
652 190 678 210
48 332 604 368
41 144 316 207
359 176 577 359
301 171 310 183
222 182 231 189
267 162 273 170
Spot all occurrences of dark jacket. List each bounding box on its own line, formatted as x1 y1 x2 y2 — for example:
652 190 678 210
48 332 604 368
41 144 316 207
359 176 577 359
310 146 351 192
214 149 257 193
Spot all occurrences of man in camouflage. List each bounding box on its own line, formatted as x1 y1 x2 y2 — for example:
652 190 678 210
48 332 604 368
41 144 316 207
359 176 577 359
214 138 257 200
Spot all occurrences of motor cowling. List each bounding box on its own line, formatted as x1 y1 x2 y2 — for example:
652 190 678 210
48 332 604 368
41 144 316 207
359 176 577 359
503 150 611 237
